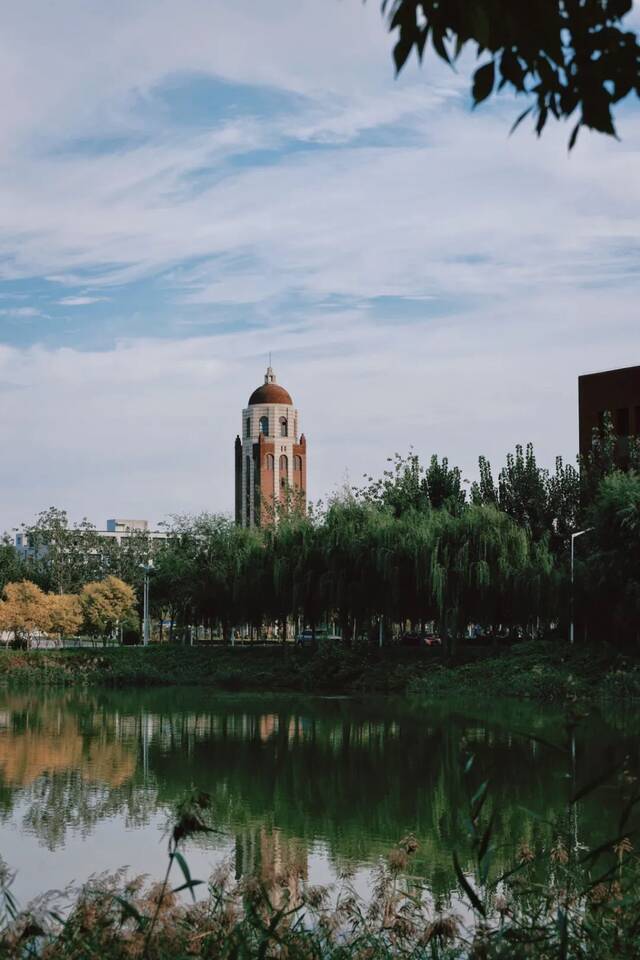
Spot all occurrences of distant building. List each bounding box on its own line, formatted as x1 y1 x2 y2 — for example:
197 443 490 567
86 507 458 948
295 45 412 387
578 364 640 463
235 366 307 527
106 519 149 533
14 519 166 560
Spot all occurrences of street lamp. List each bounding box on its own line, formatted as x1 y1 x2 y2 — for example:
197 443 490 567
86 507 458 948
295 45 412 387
570 528 593 645
142 562 153 647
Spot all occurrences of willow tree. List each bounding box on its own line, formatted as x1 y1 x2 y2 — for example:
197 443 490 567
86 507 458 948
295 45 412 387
188 514 262 642
151 528 200 642
375 508 439 629
428 505 540 654
321 499 390 642
263 513 329 640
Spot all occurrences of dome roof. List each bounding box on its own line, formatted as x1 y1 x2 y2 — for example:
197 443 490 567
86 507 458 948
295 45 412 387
248 366 293 406
249 383 293 405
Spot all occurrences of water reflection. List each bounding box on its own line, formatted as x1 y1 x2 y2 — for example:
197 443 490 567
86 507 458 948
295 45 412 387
0 689 636 905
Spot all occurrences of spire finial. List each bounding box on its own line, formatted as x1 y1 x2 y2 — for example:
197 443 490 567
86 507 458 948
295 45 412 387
265 356 276 384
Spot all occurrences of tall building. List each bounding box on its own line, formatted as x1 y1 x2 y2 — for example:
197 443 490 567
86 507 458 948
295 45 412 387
235 366 307 527
578 364 640 463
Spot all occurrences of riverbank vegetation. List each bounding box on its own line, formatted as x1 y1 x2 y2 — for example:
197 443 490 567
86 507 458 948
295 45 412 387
2 417 639 661
0 639 638 703
2 746 640 959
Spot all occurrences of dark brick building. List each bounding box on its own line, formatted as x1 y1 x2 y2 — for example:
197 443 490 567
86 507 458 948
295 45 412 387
578 364 640 460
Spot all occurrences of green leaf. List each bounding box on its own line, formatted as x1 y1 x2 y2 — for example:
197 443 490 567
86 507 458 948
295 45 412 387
479 846 494 886
453 851 485 916
393 38 413 74
478 811 495 866
571 761 623 804
172 880 205 896
172 850 201 903
494 855 541 886
579 829 636 865
432 28 451 65
472 61 495 105
568 121 580 151
618 791 640 833
579 863 618 897
557 906 568 960
113 895 147 929
471 779 489 820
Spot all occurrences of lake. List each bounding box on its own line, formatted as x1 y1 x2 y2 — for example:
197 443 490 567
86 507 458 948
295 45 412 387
0 687 636 910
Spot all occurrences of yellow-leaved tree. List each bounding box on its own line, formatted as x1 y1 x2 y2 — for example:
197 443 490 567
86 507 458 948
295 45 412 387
0 581 51 649
80 576 137 641
47 594 83 647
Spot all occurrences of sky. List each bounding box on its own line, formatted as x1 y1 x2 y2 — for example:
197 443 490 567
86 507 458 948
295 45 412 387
1 0 639 533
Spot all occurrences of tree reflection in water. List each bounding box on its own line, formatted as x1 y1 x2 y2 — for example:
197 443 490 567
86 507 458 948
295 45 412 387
0 689 636 903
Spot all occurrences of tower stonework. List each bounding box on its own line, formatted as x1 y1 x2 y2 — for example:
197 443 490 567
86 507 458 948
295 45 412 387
235 367 307 527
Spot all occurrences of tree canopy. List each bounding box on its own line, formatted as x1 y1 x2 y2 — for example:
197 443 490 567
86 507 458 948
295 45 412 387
382 0 640 147
6 414 639 652
0 576 137 648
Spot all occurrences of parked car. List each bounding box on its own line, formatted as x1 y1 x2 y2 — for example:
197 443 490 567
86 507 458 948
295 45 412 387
399 632 441 648
423 634 442 647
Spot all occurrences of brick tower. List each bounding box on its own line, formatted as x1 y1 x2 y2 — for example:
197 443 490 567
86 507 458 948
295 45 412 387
235 366 307 527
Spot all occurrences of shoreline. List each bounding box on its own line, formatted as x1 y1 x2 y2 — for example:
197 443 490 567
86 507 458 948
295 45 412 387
0 639 638 702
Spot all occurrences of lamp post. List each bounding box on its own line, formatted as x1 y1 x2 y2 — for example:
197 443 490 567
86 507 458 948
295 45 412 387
142 562 153 647
570 528 593 645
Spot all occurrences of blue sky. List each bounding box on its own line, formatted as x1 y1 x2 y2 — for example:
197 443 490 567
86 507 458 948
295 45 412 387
0 0 639 532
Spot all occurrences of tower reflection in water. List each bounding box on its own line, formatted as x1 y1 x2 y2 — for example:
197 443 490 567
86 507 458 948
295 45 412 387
0 688 633 906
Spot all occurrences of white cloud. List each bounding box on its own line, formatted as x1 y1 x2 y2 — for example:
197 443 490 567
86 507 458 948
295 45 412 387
1 107 639 306
0 1 638 530
0 307 44 318
58 296 110 306
1 282 638 533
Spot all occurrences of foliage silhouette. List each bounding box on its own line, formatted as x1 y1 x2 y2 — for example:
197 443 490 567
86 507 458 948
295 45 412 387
381 0 640 147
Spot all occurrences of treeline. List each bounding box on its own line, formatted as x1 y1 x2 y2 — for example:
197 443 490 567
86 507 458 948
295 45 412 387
3 417 639 651
150 417 640 651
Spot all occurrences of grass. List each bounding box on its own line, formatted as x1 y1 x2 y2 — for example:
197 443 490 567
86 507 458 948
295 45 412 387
0 642 436 694
407 639 640 703
0 639 639 702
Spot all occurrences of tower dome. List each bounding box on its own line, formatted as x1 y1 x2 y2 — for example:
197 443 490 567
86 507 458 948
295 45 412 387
248 366 293 406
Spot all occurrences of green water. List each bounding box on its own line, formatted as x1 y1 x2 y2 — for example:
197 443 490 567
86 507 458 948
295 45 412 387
0 688 636 906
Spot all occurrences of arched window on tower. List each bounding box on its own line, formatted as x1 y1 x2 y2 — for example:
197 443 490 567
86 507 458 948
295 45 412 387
259 416 269 436
245 456 252 517
265 454 274 471
245 418 251 438
279 454 288 488
294 455 302 472
280 417 288 437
